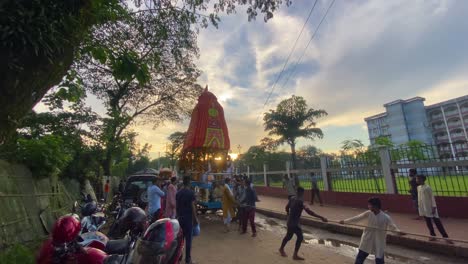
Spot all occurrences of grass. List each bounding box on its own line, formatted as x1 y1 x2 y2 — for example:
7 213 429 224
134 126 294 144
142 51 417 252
253 175 468 197
0 244 34 264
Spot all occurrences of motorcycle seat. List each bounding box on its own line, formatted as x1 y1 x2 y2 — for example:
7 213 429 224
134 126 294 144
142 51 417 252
105 238 129 254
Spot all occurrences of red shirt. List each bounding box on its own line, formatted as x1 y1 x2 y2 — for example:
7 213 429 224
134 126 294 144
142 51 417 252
104 184 110 193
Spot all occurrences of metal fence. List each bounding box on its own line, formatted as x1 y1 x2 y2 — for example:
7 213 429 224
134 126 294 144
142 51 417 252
391 143 468 197
240 143 468 197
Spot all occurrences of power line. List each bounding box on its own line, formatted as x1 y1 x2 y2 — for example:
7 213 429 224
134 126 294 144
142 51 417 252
280 0 336 92
256 0 319 122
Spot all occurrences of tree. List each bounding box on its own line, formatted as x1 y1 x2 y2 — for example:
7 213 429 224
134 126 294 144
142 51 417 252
341 139 365 156
374 136 394 148
71 10 204 175
401 140 433 161
166 132 187 167
263 95 327 169
1 0 291 144
296 145 322 169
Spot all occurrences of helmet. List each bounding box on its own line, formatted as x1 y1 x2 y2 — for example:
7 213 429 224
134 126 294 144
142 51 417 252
52 215 81 244
81 201 98 216
119 207 147 236
129 218 183 264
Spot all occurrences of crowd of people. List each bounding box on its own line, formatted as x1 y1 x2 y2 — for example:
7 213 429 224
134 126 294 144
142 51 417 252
109 169 452 264
279 172 453 263
137 173 258 264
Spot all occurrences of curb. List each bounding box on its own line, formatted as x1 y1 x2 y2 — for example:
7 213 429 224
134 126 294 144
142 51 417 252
256 207 468 259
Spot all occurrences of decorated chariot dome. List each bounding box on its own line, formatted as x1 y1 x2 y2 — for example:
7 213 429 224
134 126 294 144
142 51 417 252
180 86 231 180
182 86 230 152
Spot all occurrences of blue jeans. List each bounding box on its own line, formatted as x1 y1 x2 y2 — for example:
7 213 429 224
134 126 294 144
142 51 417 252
355 250 384 264
179 217 193 264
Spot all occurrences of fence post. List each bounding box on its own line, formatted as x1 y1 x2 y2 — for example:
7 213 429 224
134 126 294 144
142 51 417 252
320 156 330 191
379 147 396 194
263 163 269 187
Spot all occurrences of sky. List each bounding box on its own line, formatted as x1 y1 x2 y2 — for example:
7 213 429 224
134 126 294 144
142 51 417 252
36 0 468 159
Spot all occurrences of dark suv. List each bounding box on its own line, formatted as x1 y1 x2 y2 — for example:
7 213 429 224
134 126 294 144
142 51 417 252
122 173 158 208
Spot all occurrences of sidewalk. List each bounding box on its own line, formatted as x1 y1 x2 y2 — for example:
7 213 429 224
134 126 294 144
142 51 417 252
256 195 468 248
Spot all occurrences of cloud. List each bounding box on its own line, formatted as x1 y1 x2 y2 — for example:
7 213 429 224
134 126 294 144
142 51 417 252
57 0 467 158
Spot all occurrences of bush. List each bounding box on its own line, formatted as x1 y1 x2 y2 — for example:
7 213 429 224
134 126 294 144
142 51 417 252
15 135 72 178
0 244 34 264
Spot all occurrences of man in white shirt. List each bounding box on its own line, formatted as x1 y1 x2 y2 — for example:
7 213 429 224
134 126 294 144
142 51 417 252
147 178 165 223
339 197 403 264
416 175 452 243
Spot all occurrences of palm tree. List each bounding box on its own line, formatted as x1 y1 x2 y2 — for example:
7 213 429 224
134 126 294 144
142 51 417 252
263 95 327 169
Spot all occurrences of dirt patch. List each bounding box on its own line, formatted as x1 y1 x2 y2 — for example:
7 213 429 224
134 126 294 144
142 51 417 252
191 215 354 264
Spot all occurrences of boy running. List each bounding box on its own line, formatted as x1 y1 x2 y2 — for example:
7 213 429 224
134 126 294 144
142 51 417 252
279 187 328 260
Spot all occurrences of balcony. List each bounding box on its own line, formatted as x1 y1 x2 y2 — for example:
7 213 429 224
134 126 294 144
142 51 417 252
444 110 460 118
432 125 446 132
438 146 451 152
436 135 449 141
431 114 443 120
454 144 468 152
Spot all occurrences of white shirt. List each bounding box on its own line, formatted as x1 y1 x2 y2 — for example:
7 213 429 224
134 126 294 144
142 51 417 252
344 210 400 258
418 184 438 218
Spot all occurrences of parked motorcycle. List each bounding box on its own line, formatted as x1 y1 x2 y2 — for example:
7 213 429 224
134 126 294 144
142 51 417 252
104 218 184 264
37 215 108 264
38 208 183 264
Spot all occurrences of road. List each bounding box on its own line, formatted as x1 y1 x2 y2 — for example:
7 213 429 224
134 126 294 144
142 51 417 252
191 213 467 264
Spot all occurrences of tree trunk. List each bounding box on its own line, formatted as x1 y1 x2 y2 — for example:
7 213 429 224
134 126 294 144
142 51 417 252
290 141 297 170
0 1 96 144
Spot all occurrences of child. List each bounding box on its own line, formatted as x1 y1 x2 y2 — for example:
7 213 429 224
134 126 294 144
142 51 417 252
416 175 452 243
279 187 328 260
339 197 403 264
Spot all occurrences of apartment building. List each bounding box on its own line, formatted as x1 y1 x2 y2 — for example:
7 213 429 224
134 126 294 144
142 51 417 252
365 95 468 158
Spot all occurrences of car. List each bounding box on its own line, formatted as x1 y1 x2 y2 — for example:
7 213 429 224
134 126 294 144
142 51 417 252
122 173 158 208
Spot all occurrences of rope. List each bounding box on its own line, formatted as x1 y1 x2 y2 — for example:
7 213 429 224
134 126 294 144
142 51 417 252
319 219 468 244
257 207 468 244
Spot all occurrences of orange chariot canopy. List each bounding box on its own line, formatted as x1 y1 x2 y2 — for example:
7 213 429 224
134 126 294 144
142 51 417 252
182 86 230 152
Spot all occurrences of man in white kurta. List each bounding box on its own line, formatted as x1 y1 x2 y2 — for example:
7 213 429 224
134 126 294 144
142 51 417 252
417 175 450 242
340 197 401 264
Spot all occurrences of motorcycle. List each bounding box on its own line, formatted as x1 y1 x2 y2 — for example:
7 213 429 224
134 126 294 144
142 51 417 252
104 218 185 264
38 209 184 264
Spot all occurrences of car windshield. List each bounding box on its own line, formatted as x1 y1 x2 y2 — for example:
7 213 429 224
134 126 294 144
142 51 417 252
123 179 153 197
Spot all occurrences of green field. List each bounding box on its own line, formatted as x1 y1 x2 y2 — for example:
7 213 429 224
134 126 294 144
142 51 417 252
253 175 468 197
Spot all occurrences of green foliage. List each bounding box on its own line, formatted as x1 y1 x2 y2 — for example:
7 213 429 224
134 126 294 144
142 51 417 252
399 140 434 161
374 136 394 147
111 159 130 177
1 0 125 69
341 139 365 155
238 145 291 172
0 244 34 264
263 95 327 168
15 135 72 178
166 132 187 166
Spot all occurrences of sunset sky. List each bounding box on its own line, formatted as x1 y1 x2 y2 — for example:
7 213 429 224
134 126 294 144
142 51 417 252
37 0 468 159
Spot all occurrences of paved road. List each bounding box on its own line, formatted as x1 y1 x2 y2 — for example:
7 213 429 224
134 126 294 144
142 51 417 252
257 195 468 244
191 213 467 264
191 214 352 264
